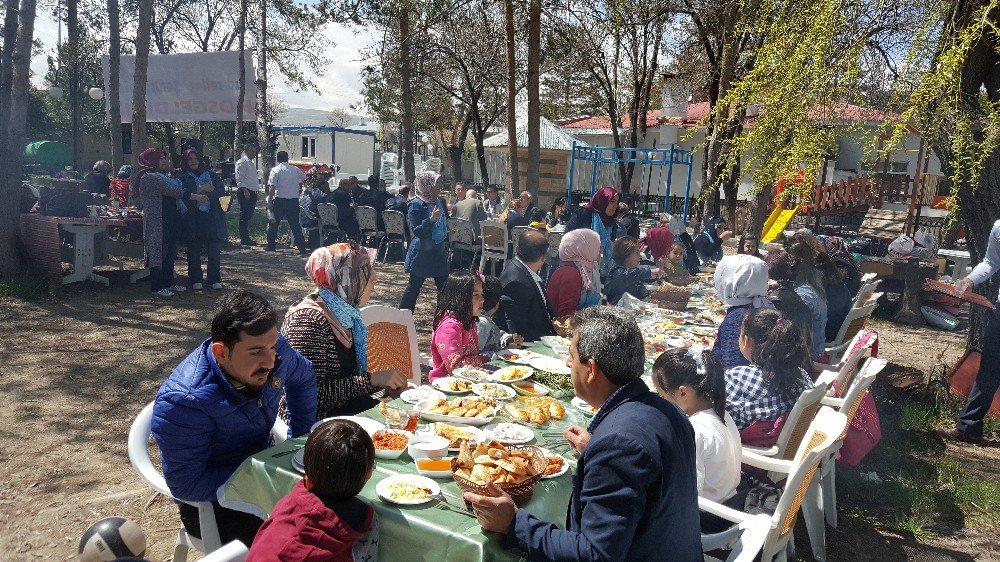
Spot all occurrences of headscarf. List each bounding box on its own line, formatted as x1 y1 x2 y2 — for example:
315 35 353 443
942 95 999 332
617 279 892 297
183 148 212 212
558 229 601 292
116 165 132 179
824 236 852 260
659 213 683 235
713 254 775 310
642 227 675 261
703 216 725 239
305 242 377 372
584 186 620 227
414 171 442 203
131 148 162 204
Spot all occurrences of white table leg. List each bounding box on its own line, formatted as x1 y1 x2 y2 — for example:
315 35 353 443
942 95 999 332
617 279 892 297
61 224 110 286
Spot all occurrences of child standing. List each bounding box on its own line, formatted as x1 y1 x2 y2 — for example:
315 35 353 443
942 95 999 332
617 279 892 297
429 271 488 381
603 236 664 304
248 419 379 561
477 276 523 355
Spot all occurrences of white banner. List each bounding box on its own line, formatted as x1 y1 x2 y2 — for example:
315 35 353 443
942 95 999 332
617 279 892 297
102 50 257 123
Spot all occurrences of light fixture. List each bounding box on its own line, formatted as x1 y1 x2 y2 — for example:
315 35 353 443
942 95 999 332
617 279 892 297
88 87 104 100
48 86 64 98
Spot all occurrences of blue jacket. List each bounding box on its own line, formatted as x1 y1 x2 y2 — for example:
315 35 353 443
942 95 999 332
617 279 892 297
603 265 653 305
151 336 317 502
177 169 227 242
506 380 701 561
403 197 449 278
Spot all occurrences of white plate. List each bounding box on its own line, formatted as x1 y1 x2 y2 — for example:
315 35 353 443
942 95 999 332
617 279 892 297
483 422 535 444
375 473 440 506
496 349 535 364
401 385 447 405
490 365 534 383
431 376 474 394
571 396 599 416
311 416 385 435
539 448 571 479
471 382 516 400
511 381 551 396
416 399 497 426
452 366 491 382
527 355 571 376
688 327 716 337
291 449 305 473
539 335 571 348
427 422 486 451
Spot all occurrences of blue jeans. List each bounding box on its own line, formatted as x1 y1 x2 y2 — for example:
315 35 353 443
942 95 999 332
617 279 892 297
187 240 222 285
957 308 1000 438
400 274 447 312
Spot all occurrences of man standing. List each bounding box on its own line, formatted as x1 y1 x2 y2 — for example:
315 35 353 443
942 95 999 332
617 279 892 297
483 185 505 218
464 306 701 561
499 229 555 342
152 290 317 546
234 143 260 246
453 188 487 236
266 151 308 254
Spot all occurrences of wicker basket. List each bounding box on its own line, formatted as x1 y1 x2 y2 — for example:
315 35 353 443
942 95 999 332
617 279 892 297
451 445 546 507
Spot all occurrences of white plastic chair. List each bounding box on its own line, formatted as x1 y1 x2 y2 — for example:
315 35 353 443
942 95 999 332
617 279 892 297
851 279 882 308
701 513 773 562
380 153 399 187
199 541 248 562
356 205 382 248
815 330 877 398
448 216 479 269
378 210 407 262
824 300 879 360
701 408 848 562
360 305 426 387
479 220 509 276
860 272 877 283
743 382 832 466
317 202 346 244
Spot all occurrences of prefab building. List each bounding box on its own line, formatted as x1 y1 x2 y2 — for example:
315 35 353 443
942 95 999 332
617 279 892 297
273 126 377 179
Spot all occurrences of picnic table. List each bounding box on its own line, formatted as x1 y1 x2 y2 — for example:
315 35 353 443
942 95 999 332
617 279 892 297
19 214 146 285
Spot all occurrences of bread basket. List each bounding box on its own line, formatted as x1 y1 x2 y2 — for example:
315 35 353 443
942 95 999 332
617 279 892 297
451 444 546 506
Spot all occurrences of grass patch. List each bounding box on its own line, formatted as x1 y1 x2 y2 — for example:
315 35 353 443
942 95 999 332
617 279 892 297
0 274 56 300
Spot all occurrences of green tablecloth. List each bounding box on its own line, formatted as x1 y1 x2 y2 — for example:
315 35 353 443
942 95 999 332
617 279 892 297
219 345 583 561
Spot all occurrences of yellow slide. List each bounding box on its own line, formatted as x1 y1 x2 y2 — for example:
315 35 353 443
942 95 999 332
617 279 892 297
761 204 799 243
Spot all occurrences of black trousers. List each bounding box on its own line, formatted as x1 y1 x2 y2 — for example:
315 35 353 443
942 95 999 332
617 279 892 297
149 242 177 292
238 188 258 243
178 501 264 547
957 308 1000 438
266 197 306 253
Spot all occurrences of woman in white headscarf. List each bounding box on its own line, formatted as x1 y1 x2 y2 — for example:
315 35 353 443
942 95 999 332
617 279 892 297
400 171 450 311
712 254 774 370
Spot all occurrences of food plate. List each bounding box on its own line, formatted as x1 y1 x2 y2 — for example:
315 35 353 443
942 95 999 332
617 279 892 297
372 429 413 459
491 365 534 383
527 355 571 376
511 381 551 396
571 396 599 416
452 366 491 382
496 349 534 364
539 335 571 348
375 474 440 505
427 422 485 451
416 399 497 426
291 449 305 473
311 415 385 434
471 382 517 400
688 327 716 337
414 457 455 479
431 376 474 394
483 422 535 444
400 385 447 405
538 448 571 479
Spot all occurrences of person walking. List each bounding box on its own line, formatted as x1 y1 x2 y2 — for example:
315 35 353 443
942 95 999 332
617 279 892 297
235 142 260 246
266 151 308 255
400 171 450 312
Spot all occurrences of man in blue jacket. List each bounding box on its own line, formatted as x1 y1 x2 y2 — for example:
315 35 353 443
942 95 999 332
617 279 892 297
464 306 701 561
152 290 317 546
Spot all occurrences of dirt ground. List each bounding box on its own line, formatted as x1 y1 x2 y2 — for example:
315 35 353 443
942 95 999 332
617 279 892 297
0 245 995 561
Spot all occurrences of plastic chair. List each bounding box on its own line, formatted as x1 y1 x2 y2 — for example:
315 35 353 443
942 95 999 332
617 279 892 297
701 513 773 562
701 408 848 562
199 541 248 562
356 205 383 248
378 210 407 262
851 279 882 308
860 272 877 283
824 300 879 361
361 305 425 387
815 330 877 398
448 216 479 269
317 203 346 245
479 220 509 276
743 382 831 465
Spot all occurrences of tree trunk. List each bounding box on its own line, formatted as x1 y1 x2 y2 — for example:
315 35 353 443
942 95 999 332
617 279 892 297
108 0 123 168
503 0 519 198
398 3 416 182
67 0 81 170
0 0 36 275
525 0 541 194
0 0 19 162
130 0 154 171
255 0 274 172
747 180 773 239
234 0 247 152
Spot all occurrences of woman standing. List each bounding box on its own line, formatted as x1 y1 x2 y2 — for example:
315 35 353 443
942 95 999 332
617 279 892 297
400 171 450 312
136 148 206 297
566 186 620 277
178 148 227 290
546 229 602 317
712 254 774 370
283 242 408 416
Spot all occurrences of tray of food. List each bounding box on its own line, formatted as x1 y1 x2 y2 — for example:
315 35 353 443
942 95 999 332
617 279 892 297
427 422 485 451
472 382 517 400
417 398 498 426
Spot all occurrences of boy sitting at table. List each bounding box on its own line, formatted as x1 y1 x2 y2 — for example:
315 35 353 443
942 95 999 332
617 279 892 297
247 419 379 562
603 236 664 304
478 275 523 355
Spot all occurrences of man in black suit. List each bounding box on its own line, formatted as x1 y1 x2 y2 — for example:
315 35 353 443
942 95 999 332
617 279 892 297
500 229 555 342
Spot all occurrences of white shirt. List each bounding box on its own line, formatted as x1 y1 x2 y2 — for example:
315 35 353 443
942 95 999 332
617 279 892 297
234 153 259 191
689 409 742 503
968 220 1000 301
268 162 307 199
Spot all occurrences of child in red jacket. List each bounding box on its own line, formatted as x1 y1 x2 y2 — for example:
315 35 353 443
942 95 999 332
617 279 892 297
247 419 379 561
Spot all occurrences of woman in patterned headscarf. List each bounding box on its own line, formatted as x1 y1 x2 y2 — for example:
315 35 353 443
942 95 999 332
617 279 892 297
400 171 450 311
283 242 408 416
566 186 621 277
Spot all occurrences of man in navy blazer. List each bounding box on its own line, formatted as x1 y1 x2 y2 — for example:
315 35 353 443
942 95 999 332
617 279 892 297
499 229 556 342
464 306 701 561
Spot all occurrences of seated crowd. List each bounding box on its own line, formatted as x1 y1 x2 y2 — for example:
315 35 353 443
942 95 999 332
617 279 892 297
147 186 859 560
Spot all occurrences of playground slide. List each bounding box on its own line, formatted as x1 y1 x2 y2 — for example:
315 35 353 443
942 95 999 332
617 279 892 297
761 204 799 243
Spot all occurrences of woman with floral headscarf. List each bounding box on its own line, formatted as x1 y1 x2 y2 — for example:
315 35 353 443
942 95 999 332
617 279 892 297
566 186 620 277
824 235 862 294
178 148 227 290
135 148 207 297
400 171 450 311
109 165 132 207
546 229 602 317
712 254 775 370
283 242 408 416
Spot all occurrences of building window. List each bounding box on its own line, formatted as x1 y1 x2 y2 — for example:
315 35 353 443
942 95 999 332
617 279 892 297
301 137 316 158
889 161 908 174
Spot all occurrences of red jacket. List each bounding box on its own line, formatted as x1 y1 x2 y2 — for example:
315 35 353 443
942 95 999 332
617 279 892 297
247 481 374 562
546 263 584 317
